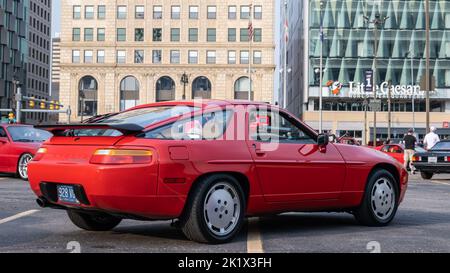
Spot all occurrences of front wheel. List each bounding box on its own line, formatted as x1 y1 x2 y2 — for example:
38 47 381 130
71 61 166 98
420 172 434 180
180 174 246 244
354 169 399 227
67 210 122 231
17 153 33 180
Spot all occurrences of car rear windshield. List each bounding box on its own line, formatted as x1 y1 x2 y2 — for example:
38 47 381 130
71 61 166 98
430 142 450 151
7 127 53 142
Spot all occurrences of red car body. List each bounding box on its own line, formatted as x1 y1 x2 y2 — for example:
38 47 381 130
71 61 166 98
0 124 50 178
28 100 409 243
375 144 426 164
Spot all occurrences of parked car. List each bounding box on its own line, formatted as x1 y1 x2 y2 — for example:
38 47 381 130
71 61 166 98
412 140 450 180
0 124 52 180
375 144 426 164
28 100 408 244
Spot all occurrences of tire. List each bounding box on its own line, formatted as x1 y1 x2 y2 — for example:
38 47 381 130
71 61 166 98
354 169 399 227
17 153 33 181
67 210 122 231
420 172 434 180
180 174 246 244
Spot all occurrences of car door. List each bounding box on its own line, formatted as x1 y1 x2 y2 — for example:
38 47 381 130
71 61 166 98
0 126 11 171
246 107 346 203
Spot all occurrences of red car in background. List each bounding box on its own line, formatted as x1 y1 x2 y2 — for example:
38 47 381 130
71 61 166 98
0 124 52 180
375 144 426 164
28 100 408 244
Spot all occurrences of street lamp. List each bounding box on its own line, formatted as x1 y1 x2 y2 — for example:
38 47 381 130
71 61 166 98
364 13 389 147
181 72 189 100
12 78 21 123
406 51 416 133
78 90 86 122
318 0 325 133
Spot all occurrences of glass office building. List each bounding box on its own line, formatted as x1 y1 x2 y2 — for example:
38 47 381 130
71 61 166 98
281 0 450 142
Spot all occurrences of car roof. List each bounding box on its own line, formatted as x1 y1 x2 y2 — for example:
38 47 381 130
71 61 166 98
128 100 273 111
1 124 32 128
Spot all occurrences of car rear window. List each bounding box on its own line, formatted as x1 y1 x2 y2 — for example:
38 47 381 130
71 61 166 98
430 142 450 151
7 127 53 142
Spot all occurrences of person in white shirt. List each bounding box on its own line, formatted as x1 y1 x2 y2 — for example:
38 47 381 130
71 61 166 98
423 127 440 150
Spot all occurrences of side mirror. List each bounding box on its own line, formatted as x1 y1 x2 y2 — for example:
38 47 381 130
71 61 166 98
317 134 329 147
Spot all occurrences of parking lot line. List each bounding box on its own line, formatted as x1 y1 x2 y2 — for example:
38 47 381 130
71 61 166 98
430 180 450 186
0 210 39 225
247 217 264 253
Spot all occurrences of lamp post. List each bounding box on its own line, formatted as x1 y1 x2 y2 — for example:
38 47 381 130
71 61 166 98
406 51 416 132
181 72 189 100
78 90 85 122
12 78 21 123
425 0 431 133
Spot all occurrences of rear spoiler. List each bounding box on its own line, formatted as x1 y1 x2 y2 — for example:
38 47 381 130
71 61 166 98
36 123 145 136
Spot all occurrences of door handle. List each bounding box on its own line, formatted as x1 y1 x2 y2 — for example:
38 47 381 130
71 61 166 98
252 144 266 156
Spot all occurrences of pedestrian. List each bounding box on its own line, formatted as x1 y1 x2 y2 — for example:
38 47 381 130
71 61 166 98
424 126 440 150
403 129 417 175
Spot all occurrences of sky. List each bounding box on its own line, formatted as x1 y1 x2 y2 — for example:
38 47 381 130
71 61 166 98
52 0 61 37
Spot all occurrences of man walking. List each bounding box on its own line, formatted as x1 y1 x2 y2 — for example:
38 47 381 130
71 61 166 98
424 126 440 150
403 129 417 175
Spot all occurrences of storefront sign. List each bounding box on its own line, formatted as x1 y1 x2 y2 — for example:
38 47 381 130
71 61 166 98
348 81 431 99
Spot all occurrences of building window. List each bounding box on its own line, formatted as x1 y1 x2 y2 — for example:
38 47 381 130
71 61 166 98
207 6 217 19
228 6 237 19
117 6 127 19
189 28 198 42
135 28 144 41
84 50 93 63
171 28 180 42
73 6 81 19
152 50 162 64
98 5 106 19
189 51 198 64
253 51 262 64
85 6 94 19
171 6 180 19
240 51 249 64
234 77 253 100
84 28 94 41
120 76 140 111
156 77 176 102
153 28 162 42
78 76 98 116
117 50 126 64
240 6 250 19
117 28 126 41
253 28 262 42
192 77 212 99
134 50 144 64
254 5 262 19
97 50 105 63
72 50 80 63
228 51 236 64
170 50 180 64
207 28 216 42
228 28 236 42
135 5 145 19
72 28 80 41
240 28 250 42
97 28 105 41
153 6 163 19
189 6 199 19
207 51 216 64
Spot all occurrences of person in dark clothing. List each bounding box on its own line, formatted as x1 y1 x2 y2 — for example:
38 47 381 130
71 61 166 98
403 129 417 175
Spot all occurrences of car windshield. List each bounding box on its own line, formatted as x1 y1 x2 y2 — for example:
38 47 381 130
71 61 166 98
430 142 450 151
7 127 53 142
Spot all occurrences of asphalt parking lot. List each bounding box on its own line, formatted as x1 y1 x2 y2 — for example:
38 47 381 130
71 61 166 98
0 174 449 253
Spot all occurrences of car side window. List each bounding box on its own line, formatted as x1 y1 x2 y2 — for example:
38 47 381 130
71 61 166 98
0 127 7 138
249 110 315 144
142 110 232 140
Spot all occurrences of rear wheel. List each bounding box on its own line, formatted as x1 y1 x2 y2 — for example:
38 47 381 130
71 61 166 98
354 169 399 226
17 153 33 180
67 210 122 231
180 174 246 244
420 172 434 180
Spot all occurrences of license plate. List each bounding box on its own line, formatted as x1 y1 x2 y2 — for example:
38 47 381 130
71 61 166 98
57 185 79 204
428 157 438 163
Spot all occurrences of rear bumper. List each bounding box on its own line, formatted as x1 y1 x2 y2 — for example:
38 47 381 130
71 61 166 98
28 161 186 219
413 163 450 173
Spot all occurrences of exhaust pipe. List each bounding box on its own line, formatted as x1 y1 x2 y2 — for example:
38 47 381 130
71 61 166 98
36 197 48 208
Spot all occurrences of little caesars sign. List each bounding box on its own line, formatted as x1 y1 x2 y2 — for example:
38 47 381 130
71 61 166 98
349 81 428 99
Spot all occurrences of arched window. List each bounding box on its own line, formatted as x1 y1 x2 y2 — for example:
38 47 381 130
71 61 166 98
120 76 140 111
192 76 212 99
156 76 175 102
234 77 253 100
78 76 98 117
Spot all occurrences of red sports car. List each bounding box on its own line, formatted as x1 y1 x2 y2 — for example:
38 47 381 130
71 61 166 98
0 124 52 180
375 144 426 164
28 100 408 244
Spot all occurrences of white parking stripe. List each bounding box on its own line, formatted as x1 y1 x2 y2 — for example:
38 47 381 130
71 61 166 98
430 180 450 186
0 210 39 225
247 217 264 253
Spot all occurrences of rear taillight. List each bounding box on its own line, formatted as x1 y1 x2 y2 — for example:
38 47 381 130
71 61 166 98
33 148 47 161
412 155 421 162
90 149 153 165
445 156 450 162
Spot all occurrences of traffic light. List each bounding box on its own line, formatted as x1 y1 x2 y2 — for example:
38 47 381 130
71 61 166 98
29 97 35 108
8 113 15 124
49 101 55 110
40 102 46 109
55 101 60 110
